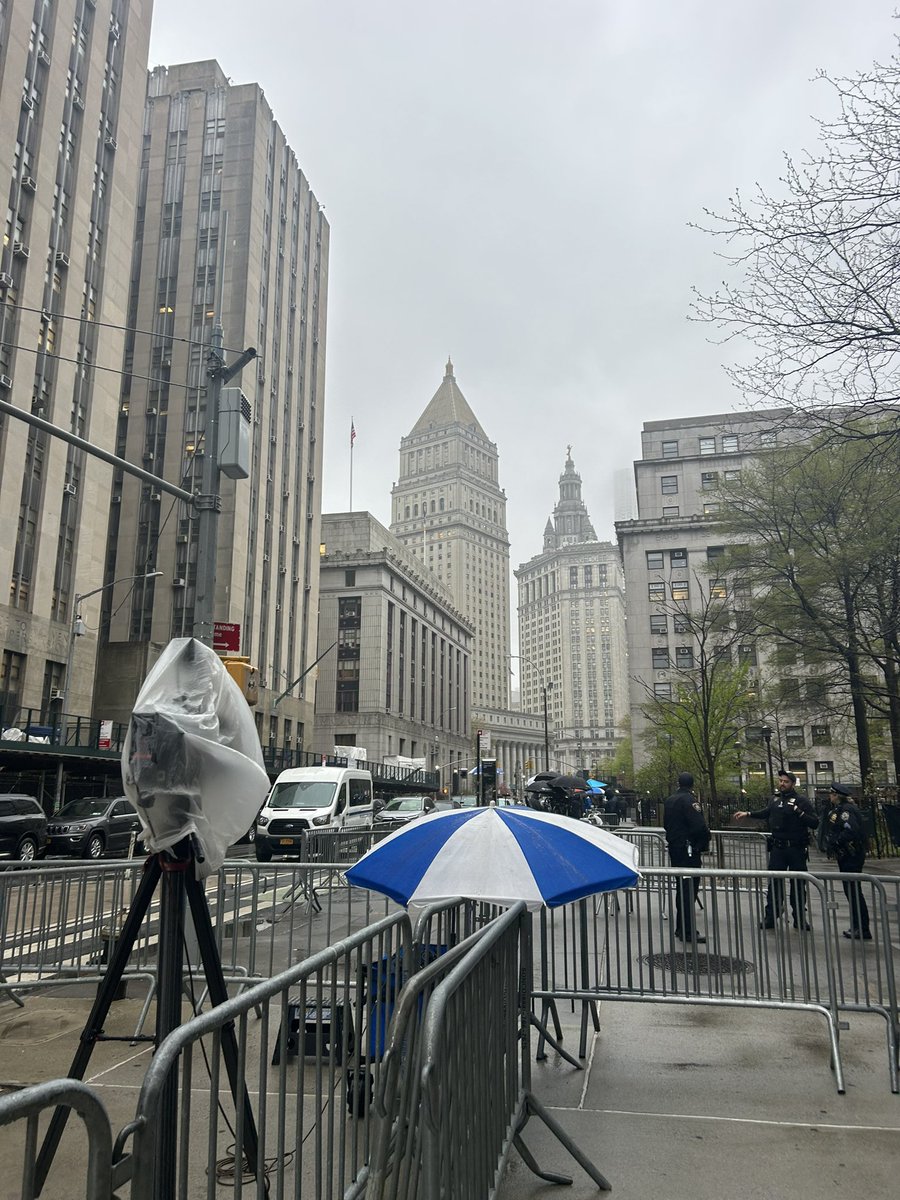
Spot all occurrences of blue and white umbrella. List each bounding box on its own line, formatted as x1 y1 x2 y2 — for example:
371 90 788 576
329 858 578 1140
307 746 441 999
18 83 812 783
345 804 640 910
585 778 607 793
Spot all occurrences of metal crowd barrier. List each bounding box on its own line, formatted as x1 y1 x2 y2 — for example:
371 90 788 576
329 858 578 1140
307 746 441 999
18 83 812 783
365 903 609 1200
0 856 395 1015
615 827 770 873
535 865 900 1093
123 910 415 1199
0 1079 114 1200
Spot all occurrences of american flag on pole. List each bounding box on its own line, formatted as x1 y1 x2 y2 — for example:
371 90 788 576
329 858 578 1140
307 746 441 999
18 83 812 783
350 419 356 447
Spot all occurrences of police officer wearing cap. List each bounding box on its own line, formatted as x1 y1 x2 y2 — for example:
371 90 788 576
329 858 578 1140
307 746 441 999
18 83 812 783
664 771 710 943
824 783 871 940
736 769 818 930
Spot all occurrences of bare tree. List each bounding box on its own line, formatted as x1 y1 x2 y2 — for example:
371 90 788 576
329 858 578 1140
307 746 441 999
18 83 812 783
692 51 900 453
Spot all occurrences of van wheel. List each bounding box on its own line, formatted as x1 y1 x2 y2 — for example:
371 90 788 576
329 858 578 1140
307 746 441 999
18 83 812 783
255 843 272 862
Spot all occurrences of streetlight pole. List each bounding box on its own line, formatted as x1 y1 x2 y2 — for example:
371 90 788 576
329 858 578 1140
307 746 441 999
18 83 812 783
56 570 162 810
761 725 775 792
734 739 743 795
62 571 163 712
509 654 551 773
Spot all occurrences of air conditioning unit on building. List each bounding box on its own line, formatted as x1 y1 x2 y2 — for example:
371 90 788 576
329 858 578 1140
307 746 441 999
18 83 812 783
13 242 30 259
146 406 157 416
21 176 36 194
50 688 64 702
0 375 12 390
55 252 70 269
149 491 161 502
0 273 13 289
104 135 117 152
172 577 185 588
37 49 51 67
63 483 77 497
21 95 34 112
110 495 121 504
72 94 84 112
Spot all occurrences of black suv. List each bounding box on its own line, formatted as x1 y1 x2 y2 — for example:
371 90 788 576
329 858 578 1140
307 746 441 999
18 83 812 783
0 794 50 860
47 796 143 859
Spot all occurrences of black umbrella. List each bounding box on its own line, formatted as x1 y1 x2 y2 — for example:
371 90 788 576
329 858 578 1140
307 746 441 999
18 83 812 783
549 774 589 794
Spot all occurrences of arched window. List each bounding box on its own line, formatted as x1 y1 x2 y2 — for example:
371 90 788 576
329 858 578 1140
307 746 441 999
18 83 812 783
404 506 410 519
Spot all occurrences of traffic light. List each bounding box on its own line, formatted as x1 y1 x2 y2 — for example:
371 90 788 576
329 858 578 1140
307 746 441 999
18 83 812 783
221 655 259 705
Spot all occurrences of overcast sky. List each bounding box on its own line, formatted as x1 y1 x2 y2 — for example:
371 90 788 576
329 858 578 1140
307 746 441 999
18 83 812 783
149 1 895 614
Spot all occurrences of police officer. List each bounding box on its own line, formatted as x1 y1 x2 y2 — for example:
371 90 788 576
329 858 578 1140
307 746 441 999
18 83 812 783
824 783 871 940
663 772 710 943
736 769 818 929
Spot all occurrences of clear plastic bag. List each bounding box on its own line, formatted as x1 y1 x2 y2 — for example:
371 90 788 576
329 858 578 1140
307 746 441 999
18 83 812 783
122 638 269 876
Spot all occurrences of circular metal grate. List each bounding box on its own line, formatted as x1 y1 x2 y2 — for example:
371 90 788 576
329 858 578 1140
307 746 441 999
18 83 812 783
641 951 755 976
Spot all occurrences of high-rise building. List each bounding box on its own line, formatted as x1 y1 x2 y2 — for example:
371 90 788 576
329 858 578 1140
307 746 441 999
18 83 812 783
516 451 629 773
0 0 153 724
616 411 860 792
315 512 473 784
97 61 328 751
390 360 510 710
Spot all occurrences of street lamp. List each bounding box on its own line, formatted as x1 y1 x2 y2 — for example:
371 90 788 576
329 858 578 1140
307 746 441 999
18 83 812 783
508 654 551 772
761 725 775 792
734 739 743 792
62 571 163 711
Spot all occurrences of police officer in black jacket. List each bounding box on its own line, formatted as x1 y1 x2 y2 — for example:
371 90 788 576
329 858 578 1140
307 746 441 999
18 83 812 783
823 783 871 940
663 772 710 943
736 769 818 930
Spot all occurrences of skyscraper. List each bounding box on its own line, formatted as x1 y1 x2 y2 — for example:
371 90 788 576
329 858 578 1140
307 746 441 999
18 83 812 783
98 61 328 752
0 0 153 722
390 360 510 710
516 451 628 771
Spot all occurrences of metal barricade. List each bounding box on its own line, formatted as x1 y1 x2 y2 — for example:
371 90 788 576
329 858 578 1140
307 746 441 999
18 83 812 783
0 1079 113 1200
709 830 770 871
537 864 900 1090
365 904 609 1200
536 867 873 1092
123 910 414 1200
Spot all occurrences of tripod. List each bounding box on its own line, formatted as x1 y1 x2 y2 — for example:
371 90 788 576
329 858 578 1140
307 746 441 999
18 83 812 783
35 838 259 1198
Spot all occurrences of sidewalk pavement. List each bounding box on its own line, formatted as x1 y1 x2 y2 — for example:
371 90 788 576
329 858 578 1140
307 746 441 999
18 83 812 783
500 852 900 1200
500 998 899 1200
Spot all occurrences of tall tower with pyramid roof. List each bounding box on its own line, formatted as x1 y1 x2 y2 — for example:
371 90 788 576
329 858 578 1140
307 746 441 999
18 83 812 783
515 450 628 772
391 361 511 710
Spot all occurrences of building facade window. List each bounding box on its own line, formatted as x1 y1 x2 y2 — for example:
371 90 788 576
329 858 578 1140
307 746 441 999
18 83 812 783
651 647 669 669
648 581 666 602
675 646 694 669
670 548 687 569
661 440 678 458
722 434 739 453
646 550 664 571
811 724 830 743
699 437 716 455
653 682 672 699
671 580 689 601
660 475 678 495
649 614 667 635
785 725 805 748
701 471 719 491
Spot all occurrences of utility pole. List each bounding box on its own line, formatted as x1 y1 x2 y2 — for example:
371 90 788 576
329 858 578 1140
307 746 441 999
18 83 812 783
193 320 256 647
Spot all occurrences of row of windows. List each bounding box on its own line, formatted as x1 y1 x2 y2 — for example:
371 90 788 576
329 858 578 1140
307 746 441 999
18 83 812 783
659 431 777 459
661 434 740 457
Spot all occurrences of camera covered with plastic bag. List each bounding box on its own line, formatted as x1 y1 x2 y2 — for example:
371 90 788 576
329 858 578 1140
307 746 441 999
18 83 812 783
122 637 270 876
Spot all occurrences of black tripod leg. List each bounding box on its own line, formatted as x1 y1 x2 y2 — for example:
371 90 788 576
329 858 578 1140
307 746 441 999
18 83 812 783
35 856 162 1195
186 873 260 1175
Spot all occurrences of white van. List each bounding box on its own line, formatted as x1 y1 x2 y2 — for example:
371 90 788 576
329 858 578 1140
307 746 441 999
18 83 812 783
255 766 374 861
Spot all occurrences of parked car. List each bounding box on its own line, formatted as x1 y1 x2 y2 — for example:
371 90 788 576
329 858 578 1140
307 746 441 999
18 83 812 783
375 794 439 831
47 796 143 859
0 794 49 861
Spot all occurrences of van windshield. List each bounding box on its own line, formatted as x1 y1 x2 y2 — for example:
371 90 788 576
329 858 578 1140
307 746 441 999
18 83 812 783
268 780 337 811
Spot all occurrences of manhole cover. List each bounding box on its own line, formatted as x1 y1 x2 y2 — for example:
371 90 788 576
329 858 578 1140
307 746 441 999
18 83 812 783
641 952 754 976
